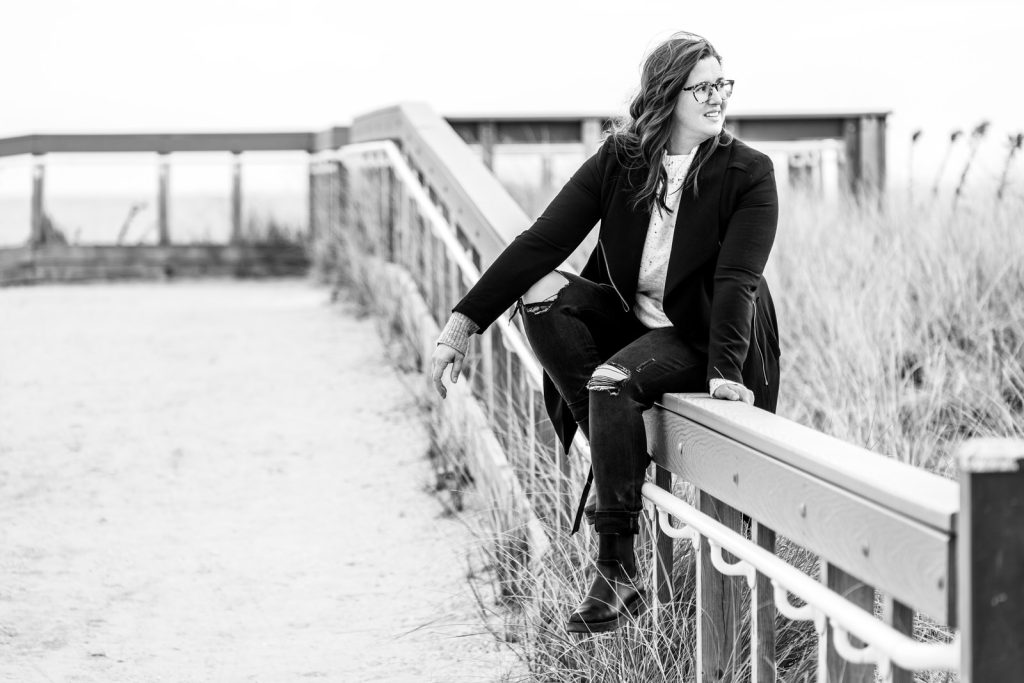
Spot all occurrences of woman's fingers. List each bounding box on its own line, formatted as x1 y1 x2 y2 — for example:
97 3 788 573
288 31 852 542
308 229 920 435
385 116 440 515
431 349 452 398
431 357 448 399
430 345 465 399
713 382 754 405
450 354 463 383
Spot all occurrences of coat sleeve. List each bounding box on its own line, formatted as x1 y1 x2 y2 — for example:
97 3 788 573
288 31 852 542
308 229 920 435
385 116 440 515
706 155 779 385
452 140 608 331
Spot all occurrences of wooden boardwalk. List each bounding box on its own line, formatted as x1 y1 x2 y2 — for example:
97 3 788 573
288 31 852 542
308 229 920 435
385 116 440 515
0 279 514 682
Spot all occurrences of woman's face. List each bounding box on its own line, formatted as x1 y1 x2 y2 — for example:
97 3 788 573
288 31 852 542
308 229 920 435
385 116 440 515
672 56 727 148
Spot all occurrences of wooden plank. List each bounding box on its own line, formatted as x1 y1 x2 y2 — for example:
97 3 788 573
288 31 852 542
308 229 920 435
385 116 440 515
858 117 882 192
654 466 674 604
751 521 777 683
0 132 318 157
651 407 953 621
157 155 170 246
30 158 45 246
843 120 860 193
697 491 745 683
478 121 495 170
231 153 242 244
882 596 914 683
0 244 309 285
820 563 874 683
957 438 1024 683
735 117 845 141
655 395 957 534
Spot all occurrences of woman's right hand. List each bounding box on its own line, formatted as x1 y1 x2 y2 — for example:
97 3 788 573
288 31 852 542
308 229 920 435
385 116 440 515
430 344 465 399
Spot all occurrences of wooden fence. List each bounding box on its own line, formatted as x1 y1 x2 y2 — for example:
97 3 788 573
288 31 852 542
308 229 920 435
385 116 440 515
310 102 1024 683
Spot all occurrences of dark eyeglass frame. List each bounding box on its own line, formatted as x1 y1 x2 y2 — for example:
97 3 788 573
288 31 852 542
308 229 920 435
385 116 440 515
680 79 735 103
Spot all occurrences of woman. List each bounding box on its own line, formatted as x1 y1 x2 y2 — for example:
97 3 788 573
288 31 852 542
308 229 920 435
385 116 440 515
430 31 781 633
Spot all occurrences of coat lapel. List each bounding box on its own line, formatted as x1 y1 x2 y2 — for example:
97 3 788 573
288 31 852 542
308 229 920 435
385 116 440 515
664 142 732 294
600 173 653 303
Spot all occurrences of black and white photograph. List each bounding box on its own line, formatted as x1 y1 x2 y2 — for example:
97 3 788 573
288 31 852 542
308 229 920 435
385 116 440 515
1 1 1023 681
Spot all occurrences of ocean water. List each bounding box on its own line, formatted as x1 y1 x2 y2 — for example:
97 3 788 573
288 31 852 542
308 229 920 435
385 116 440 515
0 192 306 247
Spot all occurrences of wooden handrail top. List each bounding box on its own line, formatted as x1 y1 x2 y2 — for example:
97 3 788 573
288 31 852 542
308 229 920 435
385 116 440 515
349 102 531 266
657 393 958 533
0 131 349 157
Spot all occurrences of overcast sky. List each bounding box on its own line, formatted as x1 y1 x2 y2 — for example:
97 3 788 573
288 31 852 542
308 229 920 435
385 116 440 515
3 0 1023 188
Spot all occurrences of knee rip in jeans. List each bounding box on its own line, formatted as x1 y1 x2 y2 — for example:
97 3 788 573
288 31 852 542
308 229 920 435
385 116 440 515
522 298 557 315
521 275 570 315
586 362 630 396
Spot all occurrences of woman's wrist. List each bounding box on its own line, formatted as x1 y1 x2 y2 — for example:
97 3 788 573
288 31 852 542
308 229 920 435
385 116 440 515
436 312 479 356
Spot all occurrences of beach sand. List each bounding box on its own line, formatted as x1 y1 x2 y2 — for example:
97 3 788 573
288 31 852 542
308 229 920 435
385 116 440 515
0 278 514 682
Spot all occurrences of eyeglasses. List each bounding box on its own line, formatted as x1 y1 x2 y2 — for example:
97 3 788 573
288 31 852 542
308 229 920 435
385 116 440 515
681 79 735 104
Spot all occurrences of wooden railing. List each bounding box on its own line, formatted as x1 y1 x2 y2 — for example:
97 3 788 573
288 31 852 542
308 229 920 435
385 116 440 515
311 101 1024 683
0 131 338 283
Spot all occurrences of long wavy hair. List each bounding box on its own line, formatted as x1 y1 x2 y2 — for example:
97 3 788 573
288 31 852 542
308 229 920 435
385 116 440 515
608 32 732 214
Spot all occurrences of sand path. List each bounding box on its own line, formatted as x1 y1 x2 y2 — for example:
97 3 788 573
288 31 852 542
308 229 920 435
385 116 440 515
0 279 512 682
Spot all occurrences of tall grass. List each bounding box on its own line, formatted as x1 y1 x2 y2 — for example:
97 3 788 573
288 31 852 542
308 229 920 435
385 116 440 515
771 190 1024 473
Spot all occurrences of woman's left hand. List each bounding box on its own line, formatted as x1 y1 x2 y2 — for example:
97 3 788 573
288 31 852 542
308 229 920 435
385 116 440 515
712 381 754 405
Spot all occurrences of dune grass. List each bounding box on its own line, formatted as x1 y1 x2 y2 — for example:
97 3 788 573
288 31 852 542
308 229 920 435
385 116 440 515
771 190 1024 473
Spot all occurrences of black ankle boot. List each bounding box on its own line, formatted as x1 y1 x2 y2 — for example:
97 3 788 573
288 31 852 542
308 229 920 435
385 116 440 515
566 559 647 633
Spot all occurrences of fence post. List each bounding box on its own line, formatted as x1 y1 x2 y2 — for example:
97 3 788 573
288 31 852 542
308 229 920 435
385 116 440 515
30 155 45 246
654 466 674 604
751 521 777 683
231 152 243 244
157 153 171 246
957 438 1024 683
819 564 874 682
697 491 744 683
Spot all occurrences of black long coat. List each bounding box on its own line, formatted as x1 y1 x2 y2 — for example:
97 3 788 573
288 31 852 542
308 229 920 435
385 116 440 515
453 132 781 452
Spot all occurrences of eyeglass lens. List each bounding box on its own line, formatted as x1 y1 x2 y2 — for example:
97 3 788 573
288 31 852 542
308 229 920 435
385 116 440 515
695 81 733 103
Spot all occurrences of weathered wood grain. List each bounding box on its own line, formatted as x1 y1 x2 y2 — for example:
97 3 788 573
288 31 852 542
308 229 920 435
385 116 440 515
697 492 745 683
656 394 957 533
957 439 1024 683
653 408 952 622
751 521 777 683
821 563 874 683
655 466 674 604
883 596 914 683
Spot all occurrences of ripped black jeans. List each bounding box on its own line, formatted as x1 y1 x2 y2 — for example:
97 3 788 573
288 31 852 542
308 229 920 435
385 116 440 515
519 272 707 535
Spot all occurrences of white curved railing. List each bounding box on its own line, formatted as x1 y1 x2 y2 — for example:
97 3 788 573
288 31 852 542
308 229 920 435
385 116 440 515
643 484 960 678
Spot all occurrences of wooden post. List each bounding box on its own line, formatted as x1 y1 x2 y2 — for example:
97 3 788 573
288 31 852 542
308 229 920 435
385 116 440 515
30 155 45 246
307 157 317 244
843 120 860 195
480 324 494 420
957 438 1024 683
697 491 744 683
479 121 496 171
385 166 396 261
435 237 446 324
858 116 885 197
882 596 914 683
751 521 777 683
230 152 243 244
581 118 605 156
157 153 171 246
819 563 874 683
654 466 674 604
